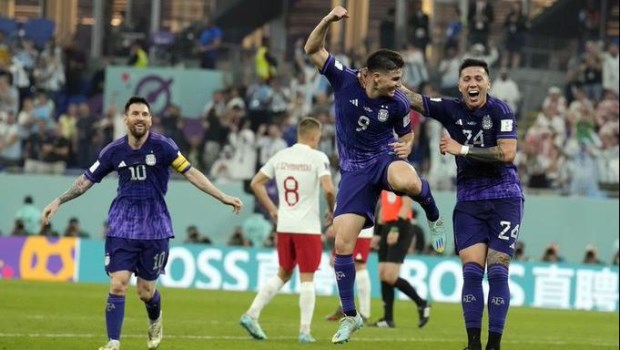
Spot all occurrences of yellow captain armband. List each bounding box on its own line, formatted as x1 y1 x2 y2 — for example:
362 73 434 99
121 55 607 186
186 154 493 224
171 152 192 173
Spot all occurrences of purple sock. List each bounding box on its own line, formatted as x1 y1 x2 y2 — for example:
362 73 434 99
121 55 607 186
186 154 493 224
462 262 484 330
145 289 161 321
411 179 439 222
334 254 357 317
105 294 125 340
487 264 510 334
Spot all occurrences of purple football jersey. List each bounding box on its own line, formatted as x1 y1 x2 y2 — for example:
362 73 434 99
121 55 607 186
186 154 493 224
320 54 412 172
422 95 523 201
85 132 192 240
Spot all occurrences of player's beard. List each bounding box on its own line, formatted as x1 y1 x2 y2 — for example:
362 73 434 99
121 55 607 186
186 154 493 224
129 122 149 139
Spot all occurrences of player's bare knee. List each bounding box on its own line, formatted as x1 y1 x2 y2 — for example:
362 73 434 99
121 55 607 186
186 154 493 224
109 279 129 295
487 250 511 267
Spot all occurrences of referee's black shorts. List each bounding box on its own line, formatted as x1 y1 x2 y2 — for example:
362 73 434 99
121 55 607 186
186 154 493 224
377 219 413 263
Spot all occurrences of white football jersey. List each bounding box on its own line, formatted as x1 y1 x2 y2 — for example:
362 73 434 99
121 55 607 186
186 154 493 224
358 226 374 238
260 143 331 234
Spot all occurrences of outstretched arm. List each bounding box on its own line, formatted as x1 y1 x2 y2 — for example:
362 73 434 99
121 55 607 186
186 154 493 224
42 175 94 224
183 167 243 214
304 6 348 69
399 85 426 114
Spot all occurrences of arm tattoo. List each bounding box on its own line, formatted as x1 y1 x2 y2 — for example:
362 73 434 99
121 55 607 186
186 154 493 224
402 89 425 114
466 146 505 163
58 175 93 204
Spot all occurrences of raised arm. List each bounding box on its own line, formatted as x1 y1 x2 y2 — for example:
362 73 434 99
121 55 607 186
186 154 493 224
42 174 94 224
304 6 348 69
399 85 426 114
183 167 243 214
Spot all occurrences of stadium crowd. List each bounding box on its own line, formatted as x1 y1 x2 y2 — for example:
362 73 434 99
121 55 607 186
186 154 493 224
1 2 618 264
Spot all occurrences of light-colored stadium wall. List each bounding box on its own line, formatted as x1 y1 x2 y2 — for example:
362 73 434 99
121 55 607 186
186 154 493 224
0 173 618 263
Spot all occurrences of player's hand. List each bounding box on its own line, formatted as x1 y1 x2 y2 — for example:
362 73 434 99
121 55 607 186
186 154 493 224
268 209 278 223
371 235 381 250
326 6 348 22
324 210 334 227
389 141 412 159
222 195 243 214
41 198 61 225
440 131 462 156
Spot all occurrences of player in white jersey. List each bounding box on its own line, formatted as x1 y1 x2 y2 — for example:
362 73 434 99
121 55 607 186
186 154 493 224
326 226 374 322
240 117 336 344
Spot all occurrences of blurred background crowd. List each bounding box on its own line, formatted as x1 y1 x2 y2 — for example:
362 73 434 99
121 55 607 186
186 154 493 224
1 0 618 263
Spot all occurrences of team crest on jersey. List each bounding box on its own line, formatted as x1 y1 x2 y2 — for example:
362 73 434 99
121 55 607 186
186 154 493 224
482 115 493 130
145 154 157 166
378 109 389 122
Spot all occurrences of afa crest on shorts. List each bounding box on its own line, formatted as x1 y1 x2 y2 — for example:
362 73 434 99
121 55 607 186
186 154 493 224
378 109 389 122
146 154 157 166
482 115 493 130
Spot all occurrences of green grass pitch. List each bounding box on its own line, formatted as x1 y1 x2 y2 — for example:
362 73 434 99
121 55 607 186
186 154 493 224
0 280 617 349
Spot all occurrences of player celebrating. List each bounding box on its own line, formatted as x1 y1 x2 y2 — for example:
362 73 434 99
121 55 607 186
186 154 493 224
372 190 430 329
41 96 243 350
304 6 445 344
401 58 524 350
239 117 336 344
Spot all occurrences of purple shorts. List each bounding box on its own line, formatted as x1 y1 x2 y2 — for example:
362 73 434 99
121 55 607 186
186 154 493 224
335 154 401 228
453 198 524 256
105 237 169 281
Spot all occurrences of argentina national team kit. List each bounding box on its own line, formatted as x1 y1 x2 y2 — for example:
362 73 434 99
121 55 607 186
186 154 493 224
85 132 191 279
321 54 413 227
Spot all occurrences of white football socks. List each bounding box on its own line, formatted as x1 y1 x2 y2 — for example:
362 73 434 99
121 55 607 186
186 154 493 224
247 275 284 319
356 268 371 319
299 281 315 334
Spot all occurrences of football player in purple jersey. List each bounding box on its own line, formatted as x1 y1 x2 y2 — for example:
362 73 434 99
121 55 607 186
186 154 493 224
401 58 524 350
305 6 445 344
42 96 243 350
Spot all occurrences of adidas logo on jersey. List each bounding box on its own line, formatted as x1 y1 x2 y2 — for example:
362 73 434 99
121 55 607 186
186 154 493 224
118 161 127 168
349 99 358 107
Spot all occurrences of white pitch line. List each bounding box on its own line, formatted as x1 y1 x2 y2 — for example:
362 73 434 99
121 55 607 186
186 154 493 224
0 333 617 347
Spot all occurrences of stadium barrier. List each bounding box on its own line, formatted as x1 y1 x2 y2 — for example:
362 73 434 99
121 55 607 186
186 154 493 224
1 237 617 312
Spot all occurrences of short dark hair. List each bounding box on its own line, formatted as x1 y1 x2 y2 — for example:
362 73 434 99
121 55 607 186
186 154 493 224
366 49 404 72
459 58 489 76
24 196 33 204
124 96 151 114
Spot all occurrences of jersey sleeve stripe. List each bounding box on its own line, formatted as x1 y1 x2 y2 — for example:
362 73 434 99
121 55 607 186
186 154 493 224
99 137 125 158
320 54 334 74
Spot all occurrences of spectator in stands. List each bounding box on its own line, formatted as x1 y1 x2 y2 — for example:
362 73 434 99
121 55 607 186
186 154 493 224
228 226 251 247
602 39 619 96
198 16 222 69
444 5 463 54
9 55 31 104
578 0 601 50
33 54 65 107
0 74 19 115
63 217 89 238
33 90 54 125
380 8 396 51
541 242 564 263
160 104 187 153
209 144 235 183
63 40 87 95
76 102 95 168
408 1 430 60
596 125 619 188
15 195 41 235
39 222 59 237
57 102 79 165
467 0 494 48
491 68 521 117
402 42 428 90
242 213 273 248
17 96 36 135
542 86 568 115
255 37 278 82
565 138 602 197
582 244 603 265
502 1 528 69
463 42 498 66
24 121 70 175
578 42 603 101
127 40 149 67
10 219 28 236
513 241 528 262
184 225 212 245
257 123 287 168
438 46 461 97
228 119 257 187
0 110 22 168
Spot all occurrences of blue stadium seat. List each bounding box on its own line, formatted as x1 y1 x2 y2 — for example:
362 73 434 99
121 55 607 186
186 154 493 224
23 18 55 48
